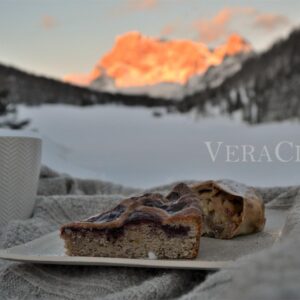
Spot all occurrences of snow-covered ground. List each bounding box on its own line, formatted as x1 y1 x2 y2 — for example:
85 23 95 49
17 104 300 188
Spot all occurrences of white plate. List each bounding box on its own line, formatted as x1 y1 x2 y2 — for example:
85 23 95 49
0 209 286 270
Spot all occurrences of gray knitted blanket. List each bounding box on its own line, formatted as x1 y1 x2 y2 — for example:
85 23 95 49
0 166 300 300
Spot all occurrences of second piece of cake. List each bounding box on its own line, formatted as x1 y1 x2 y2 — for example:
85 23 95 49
192 180 265 239
61 183 202 259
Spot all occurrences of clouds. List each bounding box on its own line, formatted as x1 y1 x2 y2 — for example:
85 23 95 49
193 7 256 43
194 8 235 44
112 2 291 44
156 6 292 51
193 7 290 44
41 15 58 30
254 14 290 31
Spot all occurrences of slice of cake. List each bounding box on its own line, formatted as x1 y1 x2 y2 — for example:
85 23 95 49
192 180 265 239
60 183 202 259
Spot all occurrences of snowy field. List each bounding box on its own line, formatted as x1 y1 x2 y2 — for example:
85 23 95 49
17 104 300 188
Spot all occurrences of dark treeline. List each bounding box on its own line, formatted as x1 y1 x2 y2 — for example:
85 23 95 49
178 28 300 124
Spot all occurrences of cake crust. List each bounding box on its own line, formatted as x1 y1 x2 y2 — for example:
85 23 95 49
61 183 202 259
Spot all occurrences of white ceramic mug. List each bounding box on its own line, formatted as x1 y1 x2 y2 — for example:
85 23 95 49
0 130 42 226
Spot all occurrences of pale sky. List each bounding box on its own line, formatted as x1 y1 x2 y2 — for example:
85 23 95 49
0 0 299 80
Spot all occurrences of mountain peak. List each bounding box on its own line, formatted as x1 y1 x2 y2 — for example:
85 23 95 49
214 34 252 58
64 31 252 88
